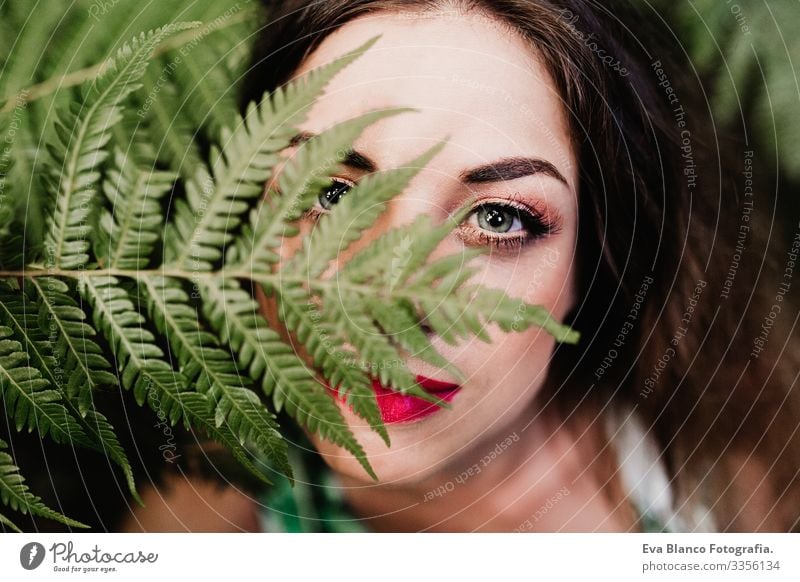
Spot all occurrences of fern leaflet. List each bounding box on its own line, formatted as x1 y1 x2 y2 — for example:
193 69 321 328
43 23 197 270
0 437 88 530
138 275 291 479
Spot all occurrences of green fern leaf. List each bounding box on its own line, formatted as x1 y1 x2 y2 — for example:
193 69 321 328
0 124 24 269
200 278 378 479
28 277 117 414
0 289 139 502
0 509 21 533
365 296 465 384
43 22 198 270
338 214 436 284
0 122 14 233
138 275 291 479
172 391 277 486
338 203 477 289
318 287 441 404
96 146 175 269
137 69 206 182
166 36 385 270
79 275 274 485
234 108 410 270
284 142 447 279
0 437 88 529
78 275 195 419
0 325 95 447
170 33 240 136
272 282 389 445
383 203 478 289
417 283 580 345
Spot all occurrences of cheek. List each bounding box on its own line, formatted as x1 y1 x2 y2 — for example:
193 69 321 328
455 243 576 391
471 321 558 395
475 241 576 322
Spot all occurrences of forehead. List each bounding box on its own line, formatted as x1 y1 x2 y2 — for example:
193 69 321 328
292 10 576 188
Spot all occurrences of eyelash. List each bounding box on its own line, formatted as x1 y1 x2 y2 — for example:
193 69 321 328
457 192 561 251
302 177 357 221
303 179 561 251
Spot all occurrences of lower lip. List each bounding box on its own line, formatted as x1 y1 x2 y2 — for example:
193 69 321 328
326 375 460 424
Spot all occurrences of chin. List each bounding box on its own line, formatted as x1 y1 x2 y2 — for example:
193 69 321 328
309 421 456 485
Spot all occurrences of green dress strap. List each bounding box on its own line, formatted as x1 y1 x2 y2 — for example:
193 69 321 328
257 438 368 533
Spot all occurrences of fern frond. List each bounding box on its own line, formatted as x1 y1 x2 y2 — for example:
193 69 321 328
138 275 291 479
338 203 477 290
170 33 239 136
284 142 447 279
317 287 440 403
333 195 579 345
200 278 378 479
0 509 21 533
171 390 277 486
338 215 436 284
0 289 138 501
0 125 24 269
97 147 175 269
0 123 13 234
78 275 275 485
0 325 94 447
270 282 388 445
386 204 480 289
27 277 117 415
43 22 198 269
167 35 386 270
78 275 194 418
138 68 206 181
274 204 481 399
416 283 580 345
0 437 88 529
365 296 465 384
233 107 410 270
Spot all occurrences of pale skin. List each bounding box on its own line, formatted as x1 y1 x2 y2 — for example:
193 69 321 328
121 8 637 532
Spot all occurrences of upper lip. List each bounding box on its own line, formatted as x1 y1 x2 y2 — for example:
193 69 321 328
413 374 460 392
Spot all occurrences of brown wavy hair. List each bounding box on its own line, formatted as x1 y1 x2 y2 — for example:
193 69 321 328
241 0 800 531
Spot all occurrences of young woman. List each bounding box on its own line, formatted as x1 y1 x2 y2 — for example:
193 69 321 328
115 0 798 533
231 0 800 533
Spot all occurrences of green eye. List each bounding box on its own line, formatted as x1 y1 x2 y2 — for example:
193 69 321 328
318 179 352 210
473 204 523 233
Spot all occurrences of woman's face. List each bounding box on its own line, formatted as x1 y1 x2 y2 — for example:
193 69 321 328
268 9 579 484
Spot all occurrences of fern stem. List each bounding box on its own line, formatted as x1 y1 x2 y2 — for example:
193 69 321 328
0 268 381 296
0 6 257 115
1 267 579 343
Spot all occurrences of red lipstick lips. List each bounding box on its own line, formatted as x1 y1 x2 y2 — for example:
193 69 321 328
326 374 460 424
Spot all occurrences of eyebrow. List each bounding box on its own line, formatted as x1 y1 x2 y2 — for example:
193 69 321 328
288 132 568 186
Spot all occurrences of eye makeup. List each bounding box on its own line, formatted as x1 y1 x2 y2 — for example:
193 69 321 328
301 177 562 253
455 191 562 252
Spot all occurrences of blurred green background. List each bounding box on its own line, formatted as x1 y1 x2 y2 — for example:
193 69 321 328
1 0 798 245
